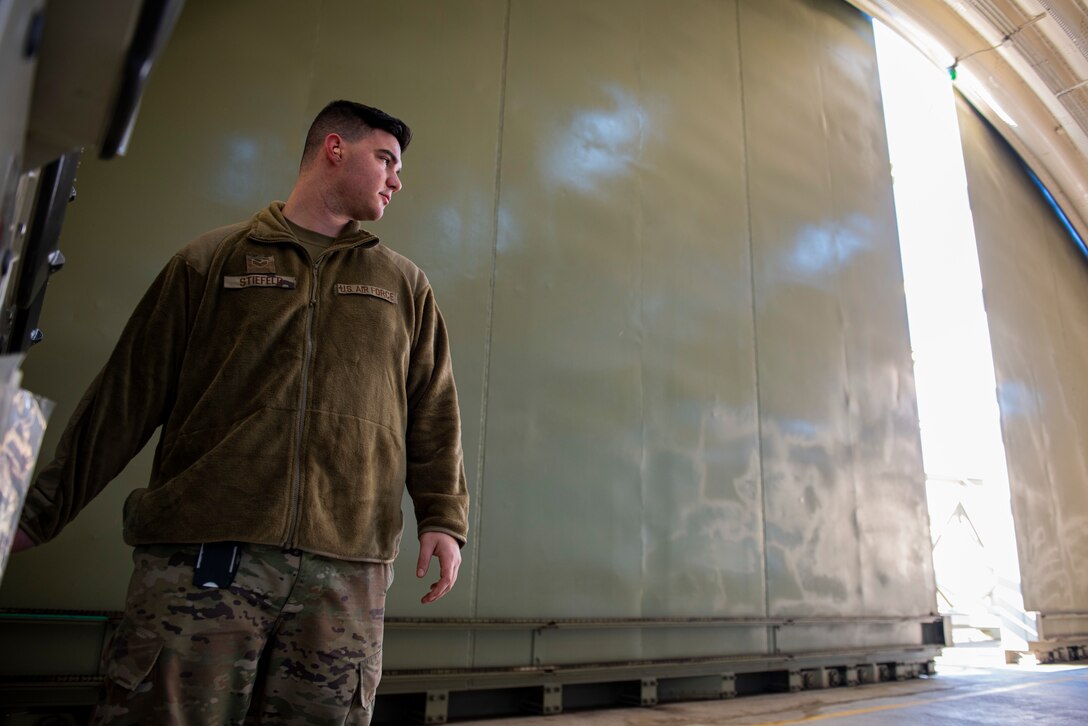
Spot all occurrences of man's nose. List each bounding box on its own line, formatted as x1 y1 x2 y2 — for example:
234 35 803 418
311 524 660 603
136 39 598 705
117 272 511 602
388 173 402 193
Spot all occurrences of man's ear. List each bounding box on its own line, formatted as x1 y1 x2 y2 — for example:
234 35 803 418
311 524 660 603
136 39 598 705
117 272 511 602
324 133 344 163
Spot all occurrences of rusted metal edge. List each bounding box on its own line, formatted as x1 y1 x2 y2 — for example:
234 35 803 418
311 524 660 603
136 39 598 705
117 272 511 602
0 608 944 629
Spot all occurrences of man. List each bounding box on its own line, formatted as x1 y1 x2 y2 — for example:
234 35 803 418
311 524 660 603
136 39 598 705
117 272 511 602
12 100 469 724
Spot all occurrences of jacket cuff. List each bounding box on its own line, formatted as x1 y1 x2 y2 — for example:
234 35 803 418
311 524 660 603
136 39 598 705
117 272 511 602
418 526 467 548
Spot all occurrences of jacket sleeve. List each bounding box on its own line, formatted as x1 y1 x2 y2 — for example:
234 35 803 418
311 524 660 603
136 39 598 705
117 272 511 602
404 284 469 545
18 254 201 545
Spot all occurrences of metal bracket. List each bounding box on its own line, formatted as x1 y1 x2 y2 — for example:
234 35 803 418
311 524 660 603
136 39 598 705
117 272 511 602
639 677 658 706
540 683 562 715
423 690 448 724
720 672 737 699
3 149 79 352
892 662 914 680
802 667 833 689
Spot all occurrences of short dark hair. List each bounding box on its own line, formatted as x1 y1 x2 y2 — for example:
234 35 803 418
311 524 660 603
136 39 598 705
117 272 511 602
300 100 412 166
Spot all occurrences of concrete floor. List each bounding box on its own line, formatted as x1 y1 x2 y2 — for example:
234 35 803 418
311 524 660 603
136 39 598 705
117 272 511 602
453 651 1088 725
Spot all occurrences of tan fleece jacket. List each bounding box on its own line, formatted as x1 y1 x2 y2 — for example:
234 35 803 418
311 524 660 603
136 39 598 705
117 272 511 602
19 202 469 562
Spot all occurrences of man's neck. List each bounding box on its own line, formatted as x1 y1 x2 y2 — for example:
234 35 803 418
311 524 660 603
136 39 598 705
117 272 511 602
282 188 349 238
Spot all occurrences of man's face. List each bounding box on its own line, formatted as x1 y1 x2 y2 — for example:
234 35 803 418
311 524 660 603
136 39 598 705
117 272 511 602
337 129 403 222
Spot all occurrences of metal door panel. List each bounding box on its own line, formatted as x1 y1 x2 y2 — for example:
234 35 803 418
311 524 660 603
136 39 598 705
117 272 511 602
958 97 1088 614
477 0 655 626
475 0 765 633
742 0 864 618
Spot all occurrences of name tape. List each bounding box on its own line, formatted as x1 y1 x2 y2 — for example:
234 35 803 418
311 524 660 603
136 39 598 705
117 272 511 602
223 274 297 289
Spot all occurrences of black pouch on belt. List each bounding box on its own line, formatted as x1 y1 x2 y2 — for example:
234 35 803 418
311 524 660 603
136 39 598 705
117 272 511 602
192 542 241 589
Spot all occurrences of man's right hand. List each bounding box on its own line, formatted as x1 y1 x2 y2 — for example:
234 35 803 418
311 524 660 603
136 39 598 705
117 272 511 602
11 528 34 553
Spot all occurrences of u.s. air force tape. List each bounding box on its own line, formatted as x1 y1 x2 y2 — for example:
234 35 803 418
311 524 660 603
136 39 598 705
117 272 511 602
335 284 397 304
223 274 297 289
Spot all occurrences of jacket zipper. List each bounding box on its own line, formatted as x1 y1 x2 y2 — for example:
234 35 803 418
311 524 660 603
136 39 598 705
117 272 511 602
285 256 322 548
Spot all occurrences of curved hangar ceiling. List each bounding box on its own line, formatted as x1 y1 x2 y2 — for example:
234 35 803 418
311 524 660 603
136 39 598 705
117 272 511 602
847 0 1088 243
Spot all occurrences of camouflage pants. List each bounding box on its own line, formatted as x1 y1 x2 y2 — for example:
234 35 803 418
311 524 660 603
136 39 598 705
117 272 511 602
91 544 391 725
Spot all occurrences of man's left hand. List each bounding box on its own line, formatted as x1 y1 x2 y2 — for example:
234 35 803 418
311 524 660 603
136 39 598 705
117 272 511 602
416 532 461 604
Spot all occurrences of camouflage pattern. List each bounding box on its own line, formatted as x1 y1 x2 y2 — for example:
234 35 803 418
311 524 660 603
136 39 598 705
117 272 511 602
92 544 391 725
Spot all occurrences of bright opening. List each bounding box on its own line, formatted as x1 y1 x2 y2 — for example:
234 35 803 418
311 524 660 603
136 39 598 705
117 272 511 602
873 21 1033 658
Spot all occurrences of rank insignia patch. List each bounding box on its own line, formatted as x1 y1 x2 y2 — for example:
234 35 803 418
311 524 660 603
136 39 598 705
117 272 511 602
246 254 276 274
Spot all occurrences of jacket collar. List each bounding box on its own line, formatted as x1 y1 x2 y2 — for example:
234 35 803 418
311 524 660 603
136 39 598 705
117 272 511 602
248 201 380 249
